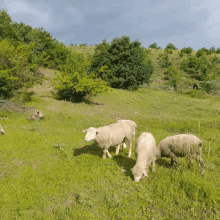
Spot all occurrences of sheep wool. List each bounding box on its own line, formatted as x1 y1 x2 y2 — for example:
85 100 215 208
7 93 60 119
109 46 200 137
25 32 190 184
156 134 204 175
131 132 156 182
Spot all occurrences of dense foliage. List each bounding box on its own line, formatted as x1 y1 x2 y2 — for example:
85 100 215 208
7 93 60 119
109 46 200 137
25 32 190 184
0 9 70 70
165 43 178 50
52 51 111 102
180 47 193 55
0 39 43 98
90 36 153 90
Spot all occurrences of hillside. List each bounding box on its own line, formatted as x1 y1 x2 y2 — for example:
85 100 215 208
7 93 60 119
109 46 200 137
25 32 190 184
0 67 220 219
68 45 220 95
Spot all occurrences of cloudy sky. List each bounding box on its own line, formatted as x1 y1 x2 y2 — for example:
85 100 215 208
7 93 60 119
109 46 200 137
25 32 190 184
2 0 220 50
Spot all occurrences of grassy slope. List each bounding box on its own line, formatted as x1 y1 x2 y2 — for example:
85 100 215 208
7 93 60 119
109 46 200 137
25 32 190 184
0 65 220 219
1 46 220 218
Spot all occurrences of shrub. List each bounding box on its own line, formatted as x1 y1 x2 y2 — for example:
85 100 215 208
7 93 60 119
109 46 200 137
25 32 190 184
160 52 172 68
90 36 154 90
196 49 205 58
52 51 111 102
181 47 193 55
181 56 211 81
0 40 43 98
149 42 158 49
165 43 178 50
167 66 181 91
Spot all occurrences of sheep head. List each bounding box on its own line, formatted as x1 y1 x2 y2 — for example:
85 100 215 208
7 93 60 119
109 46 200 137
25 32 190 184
83 127 98 142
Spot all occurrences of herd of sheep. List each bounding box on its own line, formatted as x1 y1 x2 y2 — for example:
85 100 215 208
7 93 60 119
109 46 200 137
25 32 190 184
83 120 204 182
0 117 204 183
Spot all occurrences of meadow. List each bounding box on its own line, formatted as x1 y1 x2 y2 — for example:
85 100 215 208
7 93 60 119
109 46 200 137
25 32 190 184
0 67 220 219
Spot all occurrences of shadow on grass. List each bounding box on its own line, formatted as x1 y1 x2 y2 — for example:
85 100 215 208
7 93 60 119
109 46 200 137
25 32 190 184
73 143 103 158
156 158 173 168
113 155 136 180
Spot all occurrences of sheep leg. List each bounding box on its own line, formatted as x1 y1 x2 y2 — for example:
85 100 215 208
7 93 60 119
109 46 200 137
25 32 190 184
103 149 112 159
152 158 156 172
127 140 132 158
143 168 149 177
115 144 120 155
197 151 204 176
106 150 112 158
187 154 195 169
170 152 180 168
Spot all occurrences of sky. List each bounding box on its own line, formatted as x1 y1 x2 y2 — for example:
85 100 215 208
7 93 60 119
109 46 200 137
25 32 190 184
1 0 220 51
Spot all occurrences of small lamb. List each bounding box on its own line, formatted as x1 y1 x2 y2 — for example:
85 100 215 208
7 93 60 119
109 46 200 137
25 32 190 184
0 123 5 135
131 132 156 182
83 122 133 158
156 134 204 175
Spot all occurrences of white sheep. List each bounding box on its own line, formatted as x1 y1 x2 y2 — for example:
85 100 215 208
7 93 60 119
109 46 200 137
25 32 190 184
0 123 5 135
27 109 45 120
117 119 137 150
83 122 133 158
131 132 156 182
156 134 204 175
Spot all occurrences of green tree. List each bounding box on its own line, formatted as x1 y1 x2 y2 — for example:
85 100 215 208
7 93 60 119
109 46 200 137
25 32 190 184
0 9 20 44
181 47 193 55
0 40 43 98
165 43 178 50
90 36 153 90
149 42 158 49
52 51 110 102
167 66 181 91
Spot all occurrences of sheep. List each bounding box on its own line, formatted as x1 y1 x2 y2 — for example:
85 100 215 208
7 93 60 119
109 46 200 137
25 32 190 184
0 123 5 135
131 132 156 182
83 122 133 158
117 119 137 150
27 109 45 120
156 134 204 175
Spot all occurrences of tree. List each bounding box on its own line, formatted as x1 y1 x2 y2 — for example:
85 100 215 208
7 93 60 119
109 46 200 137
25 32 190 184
90 36 154 90
52 50 111 102
0 9 20 44
149 42 158 49
165 43 178 50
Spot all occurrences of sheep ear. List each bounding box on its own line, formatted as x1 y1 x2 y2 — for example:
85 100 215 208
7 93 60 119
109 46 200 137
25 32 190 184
82 129 87 133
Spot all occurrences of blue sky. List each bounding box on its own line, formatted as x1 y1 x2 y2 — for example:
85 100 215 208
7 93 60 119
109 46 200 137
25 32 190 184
2 0 220 50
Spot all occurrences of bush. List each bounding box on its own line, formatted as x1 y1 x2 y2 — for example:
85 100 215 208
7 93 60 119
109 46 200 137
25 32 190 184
166 66 181 91
90 36 154 90
0 40 43 98
160 52 172 68
201 80 220 95
52 51 111 102
181 47 193 55
149 42 158 49
165 43 178 50
196 49 205 58
181 56 211 81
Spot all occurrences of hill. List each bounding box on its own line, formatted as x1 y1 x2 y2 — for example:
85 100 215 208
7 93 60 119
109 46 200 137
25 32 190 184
0 67 220 219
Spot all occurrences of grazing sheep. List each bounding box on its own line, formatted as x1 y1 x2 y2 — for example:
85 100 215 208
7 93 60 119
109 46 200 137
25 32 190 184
83 122 133 158
131 132 156 182
117 119 137 150
0 123 5 135
27 109 45 120
156 134 204 175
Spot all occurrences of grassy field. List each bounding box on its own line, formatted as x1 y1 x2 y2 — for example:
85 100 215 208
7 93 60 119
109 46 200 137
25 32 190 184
0 67 220 219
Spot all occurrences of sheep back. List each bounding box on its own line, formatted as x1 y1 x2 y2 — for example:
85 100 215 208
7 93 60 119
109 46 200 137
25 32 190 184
95 123 131 149
158 134 202 157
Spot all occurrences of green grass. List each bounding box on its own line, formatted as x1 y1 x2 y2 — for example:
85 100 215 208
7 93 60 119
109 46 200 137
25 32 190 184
0 73 220 219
